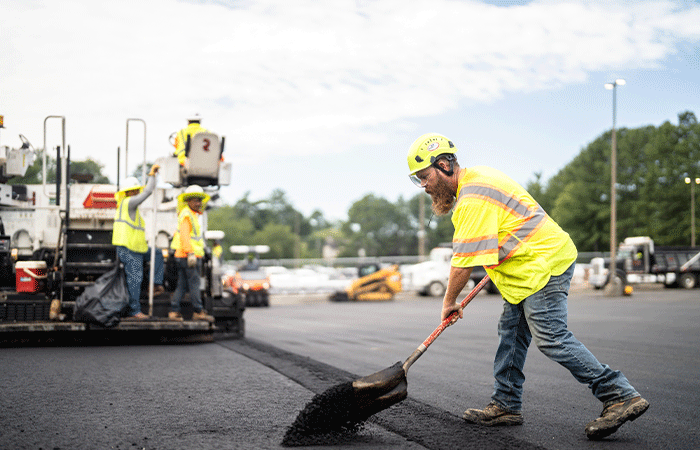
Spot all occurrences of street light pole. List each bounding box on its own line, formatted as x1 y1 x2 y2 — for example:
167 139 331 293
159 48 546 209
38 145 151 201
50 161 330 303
604 79 625 285
686 177 700 247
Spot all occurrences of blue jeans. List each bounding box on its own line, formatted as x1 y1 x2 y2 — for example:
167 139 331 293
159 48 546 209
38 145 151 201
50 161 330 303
170 257 203 313
116 246 164 316
492 263 639 413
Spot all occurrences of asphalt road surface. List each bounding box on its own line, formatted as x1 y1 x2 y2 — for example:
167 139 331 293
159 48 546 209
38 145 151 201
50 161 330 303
1 285 698 449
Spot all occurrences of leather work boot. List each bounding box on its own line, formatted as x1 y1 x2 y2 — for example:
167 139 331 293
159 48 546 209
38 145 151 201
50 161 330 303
585 396 649 440
191 310 215 323
153 285 165 296
124 312 151 320
168 311 184 322
463 402 523 426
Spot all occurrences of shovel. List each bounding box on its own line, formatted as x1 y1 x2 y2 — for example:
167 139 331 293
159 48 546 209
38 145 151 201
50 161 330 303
283 274 491 446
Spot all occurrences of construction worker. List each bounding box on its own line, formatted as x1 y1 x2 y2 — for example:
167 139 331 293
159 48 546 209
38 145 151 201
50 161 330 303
172 114 208 167
112 165 165 320
168 185 214 322
407 133 648 440
212 240 223 260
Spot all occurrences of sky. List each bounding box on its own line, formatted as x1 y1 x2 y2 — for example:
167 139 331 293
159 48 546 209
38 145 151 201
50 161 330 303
2 0 699 221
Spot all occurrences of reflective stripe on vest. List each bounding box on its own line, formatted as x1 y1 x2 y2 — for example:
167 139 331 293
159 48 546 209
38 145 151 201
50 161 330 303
170 206 204 257
112 197 148 253
454 184 547 267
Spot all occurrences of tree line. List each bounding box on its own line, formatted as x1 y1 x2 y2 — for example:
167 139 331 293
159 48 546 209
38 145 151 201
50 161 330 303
9 111 698 258
214 111 699 259
529 111 699 251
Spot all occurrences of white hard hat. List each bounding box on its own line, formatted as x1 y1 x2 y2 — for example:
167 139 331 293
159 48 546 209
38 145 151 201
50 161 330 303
115 176 143 201
123 177 141 190
187 114 202 122
185 185 204 195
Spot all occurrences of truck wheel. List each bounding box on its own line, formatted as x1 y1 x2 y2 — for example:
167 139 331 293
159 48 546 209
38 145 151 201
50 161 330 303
679 273 697 289
427 281 445 297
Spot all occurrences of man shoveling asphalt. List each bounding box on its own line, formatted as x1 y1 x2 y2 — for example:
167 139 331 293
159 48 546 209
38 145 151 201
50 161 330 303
407 133 649 440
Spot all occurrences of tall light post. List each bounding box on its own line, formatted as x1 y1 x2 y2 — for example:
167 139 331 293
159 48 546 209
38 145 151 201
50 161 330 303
686 176 700 247
604 79 625 282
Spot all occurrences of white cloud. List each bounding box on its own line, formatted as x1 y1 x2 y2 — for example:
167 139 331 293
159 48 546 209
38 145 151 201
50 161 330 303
1 0 699 218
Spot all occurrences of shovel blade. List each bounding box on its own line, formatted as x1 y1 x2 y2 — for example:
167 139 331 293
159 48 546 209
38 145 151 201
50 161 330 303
355 378 408 421
351 361 408 418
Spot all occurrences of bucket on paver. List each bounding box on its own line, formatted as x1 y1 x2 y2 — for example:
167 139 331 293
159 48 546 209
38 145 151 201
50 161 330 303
15 261 47 293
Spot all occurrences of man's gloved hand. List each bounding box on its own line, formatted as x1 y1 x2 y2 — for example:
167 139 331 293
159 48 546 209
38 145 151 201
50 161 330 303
187 253 197 267
148 164 160 177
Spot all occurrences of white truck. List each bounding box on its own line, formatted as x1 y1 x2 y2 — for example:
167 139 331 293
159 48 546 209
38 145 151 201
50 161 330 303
401 245 498 296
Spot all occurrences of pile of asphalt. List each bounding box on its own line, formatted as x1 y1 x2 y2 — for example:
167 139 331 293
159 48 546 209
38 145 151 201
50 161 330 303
281 381 363 446
221 338 546 450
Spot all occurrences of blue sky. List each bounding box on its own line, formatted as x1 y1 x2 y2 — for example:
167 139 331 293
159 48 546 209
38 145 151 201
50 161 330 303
2 0 699 221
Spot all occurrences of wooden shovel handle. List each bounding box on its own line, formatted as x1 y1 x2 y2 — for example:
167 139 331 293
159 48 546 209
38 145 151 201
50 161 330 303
403 275 490 372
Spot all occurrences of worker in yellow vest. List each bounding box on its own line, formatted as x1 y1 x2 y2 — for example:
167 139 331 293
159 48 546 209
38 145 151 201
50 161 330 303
212 240 223 259
168 185 214 322
172 114 208 167
407 133 648 440
112 165 164 320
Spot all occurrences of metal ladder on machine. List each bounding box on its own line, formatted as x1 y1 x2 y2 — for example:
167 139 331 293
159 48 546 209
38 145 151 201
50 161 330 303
57 145 117 313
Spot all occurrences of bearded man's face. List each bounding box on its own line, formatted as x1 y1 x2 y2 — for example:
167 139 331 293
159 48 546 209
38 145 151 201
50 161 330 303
427 171 456 216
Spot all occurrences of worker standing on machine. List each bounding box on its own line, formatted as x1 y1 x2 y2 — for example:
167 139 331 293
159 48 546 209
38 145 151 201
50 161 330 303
168 185 215 323
172 114 208 167
113 165 165 320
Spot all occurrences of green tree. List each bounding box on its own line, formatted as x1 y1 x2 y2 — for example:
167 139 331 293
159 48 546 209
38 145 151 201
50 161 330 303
543 111 700 250
7 150 110 185
206 205 255 260
341 193 413 257
252 223 300 259
70 159 111 183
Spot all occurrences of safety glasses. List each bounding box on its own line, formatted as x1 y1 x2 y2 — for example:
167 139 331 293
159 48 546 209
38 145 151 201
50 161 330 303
409 167 434 187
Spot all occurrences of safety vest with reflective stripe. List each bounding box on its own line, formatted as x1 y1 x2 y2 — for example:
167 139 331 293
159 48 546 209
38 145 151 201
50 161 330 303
173 123 208 165
170 206 204 257
451 166 577 304
112 197 148 253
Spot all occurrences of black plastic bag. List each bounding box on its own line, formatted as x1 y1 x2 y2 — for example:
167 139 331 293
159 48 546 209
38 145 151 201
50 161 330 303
73 266 129 327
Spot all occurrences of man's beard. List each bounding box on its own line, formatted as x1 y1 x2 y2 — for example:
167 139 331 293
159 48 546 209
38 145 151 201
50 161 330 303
428 177 456 216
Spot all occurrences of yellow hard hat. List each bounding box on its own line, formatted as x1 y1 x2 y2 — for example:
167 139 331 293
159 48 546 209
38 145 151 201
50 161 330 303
407 133 457 178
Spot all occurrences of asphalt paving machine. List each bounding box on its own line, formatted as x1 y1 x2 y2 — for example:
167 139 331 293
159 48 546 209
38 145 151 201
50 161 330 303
0 116 244 342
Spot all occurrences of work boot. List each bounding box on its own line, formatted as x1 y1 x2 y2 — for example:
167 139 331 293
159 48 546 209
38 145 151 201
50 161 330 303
153 285 165 296
191 310 215 323
124 312 151 320
585 396 649 440
463 402 523 426
168 311 184 322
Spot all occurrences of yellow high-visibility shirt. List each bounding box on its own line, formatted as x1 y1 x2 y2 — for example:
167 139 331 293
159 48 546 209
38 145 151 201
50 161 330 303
451 166 577 304
173 123 208 165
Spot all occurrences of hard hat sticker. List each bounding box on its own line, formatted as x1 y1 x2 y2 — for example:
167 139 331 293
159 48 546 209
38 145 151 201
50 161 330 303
427 142 440 151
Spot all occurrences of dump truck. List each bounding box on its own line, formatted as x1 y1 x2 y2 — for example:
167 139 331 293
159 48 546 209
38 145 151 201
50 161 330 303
589 236 700 289
0 116 244 344
329 263 402 301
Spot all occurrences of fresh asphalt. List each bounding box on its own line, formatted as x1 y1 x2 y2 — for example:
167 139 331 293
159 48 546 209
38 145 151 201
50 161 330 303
1 285 698 449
